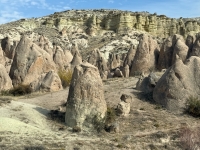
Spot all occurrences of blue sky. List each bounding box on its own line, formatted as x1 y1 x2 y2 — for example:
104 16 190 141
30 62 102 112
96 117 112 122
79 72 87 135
0 0 199 24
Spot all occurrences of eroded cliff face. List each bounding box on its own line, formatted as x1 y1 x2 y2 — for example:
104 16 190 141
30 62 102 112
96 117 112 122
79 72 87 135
43 10 200 38
1 9 200 39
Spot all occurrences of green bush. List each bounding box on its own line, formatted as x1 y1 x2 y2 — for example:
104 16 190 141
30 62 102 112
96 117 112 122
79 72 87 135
9 84 32 96
58 69 73 88
186 96 200 117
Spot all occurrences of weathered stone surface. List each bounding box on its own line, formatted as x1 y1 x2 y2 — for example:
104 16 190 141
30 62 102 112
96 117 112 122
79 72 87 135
30 71 62 92
9 36 56 87
122 64 129 77
65 62 107 129
153 56 200 113
136 72 159 94
172 38 188 65
191 36 200 57
88 49 108 78
120 94 132 103
123 44 136 67
0 64 13 91
116 101 130 116
157 36 173 71
186 34 196 57
108 54 121 70
113 68 124 78
71 50 82 67
130 34 159 75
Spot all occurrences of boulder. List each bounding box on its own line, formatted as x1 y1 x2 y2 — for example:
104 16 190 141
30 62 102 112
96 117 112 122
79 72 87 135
116 101 130 116
136 72 159 94
113 68 124 78
0 64 13 91
120 94 132 103
153 56 200 113
65 62 107 129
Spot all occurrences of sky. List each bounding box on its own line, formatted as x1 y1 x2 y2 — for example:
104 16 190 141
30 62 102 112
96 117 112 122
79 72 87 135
0 0 199 24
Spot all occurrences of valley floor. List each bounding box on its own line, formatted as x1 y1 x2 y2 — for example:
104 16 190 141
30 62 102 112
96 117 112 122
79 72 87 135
0 77 199 150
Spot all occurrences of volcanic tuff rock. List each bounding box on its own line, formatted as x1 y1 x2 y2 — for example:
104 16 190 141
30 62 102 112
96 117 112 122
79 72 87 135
9 36 56 87
65 62 107 129
153 56 200 113
0 64 13 90
130 34 160 75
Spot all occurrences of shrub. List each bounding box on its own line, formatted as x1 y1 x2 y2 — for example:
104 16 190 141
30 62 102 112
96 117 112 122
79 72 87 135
0 90 10 96
72 126 81 133
58 69 73 88
9 84 32 96
105 106 116 124
186 96 200 117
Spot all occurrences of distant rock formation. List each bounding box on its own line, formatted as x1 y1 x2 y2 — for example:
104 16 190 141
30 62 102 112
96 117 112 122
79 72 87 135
130 34 159 75
65 62 107 130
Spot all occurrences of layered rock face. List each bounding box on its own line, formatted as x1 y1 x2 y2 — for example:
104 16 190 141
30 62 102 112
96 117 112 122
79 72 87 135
65 62 107 129
40 10 200 38
153 56 200 113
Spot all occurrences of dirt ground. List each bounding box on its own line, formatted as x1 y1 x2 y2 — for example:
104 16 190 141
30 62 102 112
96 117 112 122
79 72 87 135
0 77 199 150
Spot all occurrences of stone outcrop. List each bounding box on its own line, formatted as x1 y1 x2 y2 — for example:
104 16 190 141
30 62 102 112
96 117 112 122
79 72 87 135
130 34 159 75
30 71 62 92
9 36 56 87
158 34 188 71
153 56 200 113
136 72 159 94
0 64 13 91
88 49 108 78
65 62 107 129
191 36 200 57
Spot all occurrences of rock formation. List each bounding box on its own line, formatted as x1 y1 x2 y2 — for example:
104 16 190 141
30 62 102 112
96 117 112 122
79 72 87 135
30 71 62 92
9 36 56 87
153 56 200 113
65 62 107 129
0 64 13 91
130 34 159 75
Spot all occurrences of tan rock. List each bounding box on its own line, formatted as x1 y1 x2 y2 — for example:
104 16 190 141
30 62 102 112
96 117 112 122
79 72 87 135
153 56 200 113
9 36 56 87
130 34 159 75
0 64 13 91
65 62 107 129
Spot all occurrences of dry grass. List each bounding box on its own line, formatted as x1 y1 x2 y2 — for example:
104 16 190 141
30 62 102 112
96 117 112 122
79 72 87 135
179 126 200 150
9 84 32 96
58 69 73 88
186 96 200 117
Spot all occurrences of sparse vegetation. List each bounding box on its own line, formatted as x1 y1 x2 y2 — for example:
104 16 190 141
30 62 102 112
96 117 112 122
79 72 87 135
186 96 200 117
105 106 116 125
9 84 32 96
24 146 45 150
58 69 73 88
72 126 81 133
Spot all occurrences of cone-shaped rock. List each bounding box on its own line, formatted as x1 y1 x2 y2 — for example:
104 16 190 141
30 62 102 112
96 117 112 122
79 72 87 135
9 36 56 87
153 56 200 113
65 62 107 130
